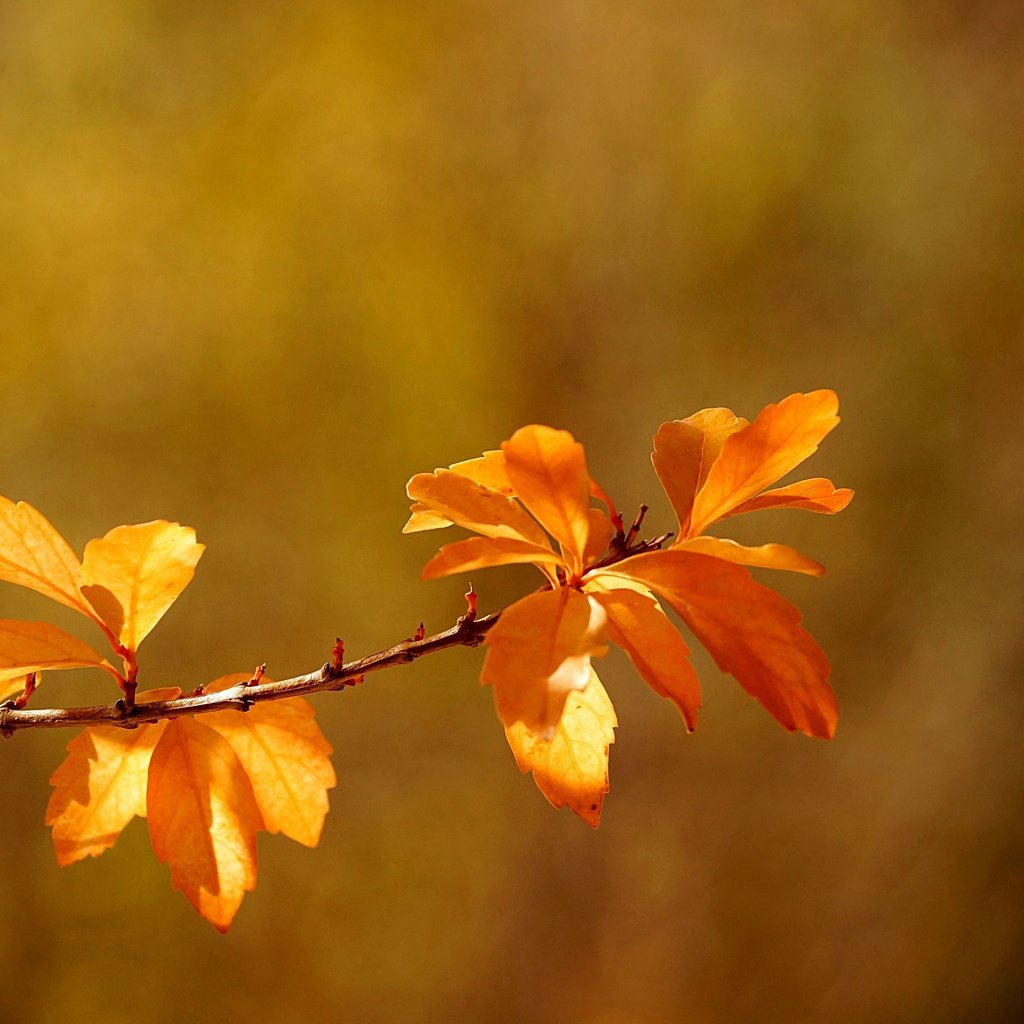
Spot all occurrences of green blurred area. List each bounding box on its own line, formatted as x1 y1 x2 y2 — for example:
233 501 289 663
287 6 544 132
1 2 1022 1021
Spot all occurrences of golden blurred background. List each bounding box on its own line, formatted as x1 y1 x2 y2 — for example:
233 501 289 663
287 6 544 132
1 2 1022 1021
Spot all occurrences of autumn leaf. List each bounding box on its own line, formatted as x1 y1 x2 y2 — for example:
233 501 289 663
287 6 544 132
652 408 747 537
721 477 854 518
588 585 701 730
0 619 120 687
147 716 263 932
406 470 549 548
505 668 617 827
45 687 180 865
501 425 592 576
687 390 841 537
603 550 837 738
421 536 563 580
204 674 336 848
482 589 608 737
80 521 204 650
673 536 825 577
0 497 104 626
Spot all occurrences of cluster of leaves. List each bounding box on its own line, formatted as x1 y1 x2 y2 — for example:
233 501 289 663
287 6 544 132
0 505 334 931
0 390 849 931
405 390 852 826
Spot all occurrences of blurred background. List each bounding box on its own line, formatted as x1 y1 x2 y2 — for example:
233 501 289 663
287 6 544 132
1 1 1021 1021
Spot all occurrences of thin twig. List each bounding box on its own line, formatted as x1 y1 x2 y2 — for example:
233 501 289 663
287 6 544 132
0 611 499 736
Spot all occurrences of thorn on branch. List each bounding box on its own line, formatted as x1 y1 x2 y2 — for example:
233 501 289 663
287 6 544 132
457 582 477 627
413 622 425 642
245 663 266 687
331 638 345 671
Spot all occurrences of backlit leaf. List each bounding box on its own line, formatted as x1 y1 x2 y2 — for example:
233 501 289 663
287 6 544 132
688 391 841 536
449 450 514 494
501 425 592 575
407 470 549 547
0 619 118 685
421 536 562 581
674 536 825 577
205 675 336 848
0 497 101 624
652 408 747 536
482 589 608 737
47 721 168 865
81 521 204 650
402 503 454 533
505 668 617 827
590 587 701 730
603 550 837 738
582 508 614 567
722 477 854 518
147 716 263 932
45 688 180 865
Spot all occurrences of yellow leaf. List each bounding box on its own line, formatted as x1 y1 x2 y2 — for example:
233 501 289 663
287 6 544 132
603 550 837 738
448 450 514 494
673 536 825 577
688 391 841 537
482 588 608 737
0 497 101 625
204 675 336 848
590 587 701 730
406 470 549 547
81 521 204 651
651 408 747 536
722 477 854 518
46 719 168 866
147 716 263 932
0 619 118 685
505 668 617 828
402 503 454 533
501 426 592 575
421 536 563 580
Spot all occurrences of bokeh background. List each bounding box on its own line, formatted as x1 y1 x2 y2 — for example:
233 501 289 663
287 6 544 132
1 2 1022 1021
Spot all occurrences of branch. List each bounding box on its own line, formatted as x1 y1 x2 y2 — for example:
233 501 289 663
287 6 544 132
0 610 499 737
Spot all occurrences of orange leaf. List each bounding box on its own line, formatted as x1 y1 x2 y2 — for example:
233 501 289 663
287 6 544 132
80 521 204 651
722 477 854 518
46 719 168 865
402 503 455 533
204 675 336 848
603 550 837 738
582 509 614 567
421 536 563 580
505 668 617 827
673 536 825 577
406 470 548 547
482 589 608 737
688 391 841 537
589 587 701 730
652 408 747 536
147 717 263 932
501 425 592 575
448 450 515 495
0 619 118 686
0 497 101 625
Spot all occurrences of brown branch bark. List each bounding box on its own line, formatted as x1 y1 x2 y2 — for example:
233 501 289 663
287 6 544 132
0 611 499 737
